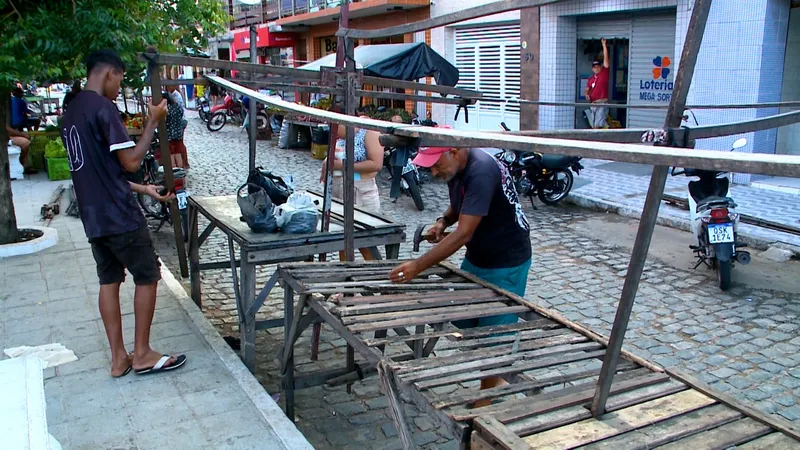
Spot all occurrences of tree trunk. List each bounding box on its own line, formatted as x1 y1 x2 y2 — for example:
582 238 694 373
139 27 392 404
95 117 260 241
0 89 20 244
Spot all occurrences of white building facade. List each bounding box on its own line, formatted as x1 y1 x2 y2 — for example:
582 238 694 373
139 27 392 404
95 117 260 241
430 0 797 184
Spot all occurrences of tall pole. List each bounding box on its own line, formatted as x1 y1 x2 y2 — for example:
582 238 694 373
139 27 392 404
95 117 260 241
590 0 713 417
147 54 189 278
248 24 258 172
342 35 356 262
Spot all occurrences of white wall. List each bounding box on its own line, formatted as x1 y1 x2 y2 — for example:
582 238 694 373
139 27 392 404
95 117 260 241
429 0 520 127
777 6 800 156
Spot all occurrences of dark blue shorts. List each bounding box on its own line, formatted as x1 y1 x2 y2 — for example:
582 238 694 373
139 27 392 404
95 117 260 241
452 258 531 329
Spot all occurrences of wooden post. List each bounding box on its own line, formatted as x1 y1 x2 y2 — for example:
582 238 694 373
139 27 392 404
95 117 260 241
147 57 189 278
249 25 258 172
0 92 18 245
591 0 713 418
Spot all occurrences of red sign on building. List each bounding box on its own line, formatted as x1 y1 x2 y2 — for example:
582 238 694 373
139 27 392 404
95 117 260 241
232 26 295 51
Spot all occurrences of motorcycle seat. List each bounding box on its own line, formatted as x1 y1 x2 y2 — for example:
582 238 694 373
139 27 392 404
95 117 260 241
539 154 575 169
696 196 736 211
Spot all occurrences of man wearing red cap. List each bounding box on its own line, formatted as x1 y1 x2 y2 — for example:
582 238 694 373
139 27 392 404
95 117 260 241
389 145 532 405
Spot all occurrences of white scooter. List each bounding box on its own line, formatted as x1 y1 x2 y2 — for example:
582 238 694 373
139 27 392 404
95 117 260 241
671 137 750 291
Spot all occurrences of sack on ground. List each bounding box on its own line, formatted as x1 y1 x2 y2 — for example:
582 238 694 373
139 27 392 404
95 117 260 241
237 183 277 233
247 167 293 205
275 191 319 234
278 119 291 149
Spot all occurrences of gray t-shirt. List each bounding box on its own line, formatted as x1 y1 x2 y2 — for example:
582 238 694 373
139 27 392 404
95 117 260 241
447 148 531 268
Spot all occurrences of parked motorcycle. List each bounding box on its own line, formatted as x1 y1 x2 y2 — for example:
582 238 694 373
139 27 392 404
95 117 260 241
206 94 268 132
383 145 424 211
670 137 750 291
494 122 583 207
197 96 210 122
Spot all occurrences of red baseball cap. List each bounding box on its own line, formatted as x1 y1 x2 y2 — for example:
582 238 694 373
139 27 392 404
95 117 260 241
413 147 452 167
413 125 453 167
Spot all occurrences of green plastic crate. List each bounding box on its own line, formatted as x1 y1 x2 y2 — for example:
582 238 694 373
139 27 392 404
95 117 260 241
46 157 71 181
29 131 60 171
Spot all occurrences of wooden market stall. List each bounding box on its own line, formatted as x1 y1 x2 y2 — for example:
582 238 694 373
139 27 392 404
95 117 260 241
139 0 800 448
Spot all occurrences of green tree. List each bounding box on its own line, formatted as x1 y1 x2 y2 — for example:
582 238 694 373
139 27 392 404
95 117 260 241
0 0 229 244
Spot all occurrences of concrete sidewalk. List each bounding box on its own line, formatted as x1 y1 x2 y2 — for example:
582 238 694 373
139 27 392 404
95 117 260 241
568 160 800 252
2 174 311 450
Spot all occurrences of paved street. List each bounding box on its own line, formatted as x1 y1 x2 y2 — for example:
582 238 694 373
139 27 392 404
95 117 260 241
150 114 800 448
4 172 311 449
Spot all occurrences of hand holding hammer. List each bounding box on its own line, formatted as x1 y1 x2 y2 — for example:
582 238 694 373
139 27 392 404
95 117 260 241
412 223 451 252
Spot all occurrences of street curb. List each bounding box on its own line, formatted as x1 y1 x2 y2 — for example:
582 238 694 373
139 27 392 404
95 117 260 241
158 263 314 450
565 192 800 256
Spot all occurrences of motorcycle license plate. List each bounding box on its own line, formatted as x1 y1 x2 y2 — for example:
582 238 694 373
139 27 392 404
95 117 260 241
202 105 210 112
708 223 734 244
176 191 189 210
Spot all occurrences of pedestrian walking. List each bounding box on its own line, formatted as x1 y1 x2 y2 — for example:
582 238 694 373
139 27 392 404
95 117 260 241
164 90 189 169
61 49 187 377
389 145 532 406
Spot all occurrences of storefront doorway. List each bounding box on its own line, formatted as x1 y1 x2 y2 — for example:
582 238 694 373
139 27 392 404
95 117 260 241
575 38 629 129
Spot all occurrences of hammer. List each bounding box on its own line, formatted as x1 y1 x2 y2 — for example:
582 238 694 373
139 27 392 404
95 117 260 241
412 223 451 252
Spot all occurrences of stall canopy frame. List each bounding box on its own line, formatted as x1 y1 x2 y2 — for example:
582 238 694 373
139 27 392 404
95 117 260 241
140 0 800 425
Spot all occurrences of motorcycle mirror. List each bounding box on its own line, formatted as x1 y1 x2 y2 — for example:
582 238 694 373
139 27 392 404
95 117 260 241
732 138 747 150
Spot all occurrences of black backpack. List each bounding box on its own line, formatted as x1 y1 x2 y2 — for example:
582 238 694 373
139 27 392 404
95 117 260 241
247 167 292 206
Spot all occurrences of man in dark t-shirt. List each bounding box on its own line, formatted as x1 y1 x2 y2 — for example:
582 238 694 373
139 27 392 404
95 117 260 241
389 145 532 406
62 49 186 377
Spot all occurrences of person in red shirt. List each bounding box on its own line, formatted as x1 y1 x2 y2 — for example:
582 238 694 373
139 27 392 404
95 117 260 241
585 38 610 128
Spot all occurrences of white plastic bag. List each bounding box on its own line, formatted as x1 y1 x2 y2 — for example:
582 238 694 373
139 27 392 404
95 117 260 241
275 191 320 233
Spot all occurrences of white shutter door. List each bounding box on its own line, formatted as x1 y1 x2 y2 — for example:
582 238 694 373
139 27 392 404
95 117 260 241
577 15 632 40
454 24 520 131
629 13 677 128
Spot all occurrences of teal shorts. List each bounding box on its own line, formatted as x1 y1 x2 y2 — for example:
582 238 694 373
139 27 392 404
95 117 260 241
452 257 531 329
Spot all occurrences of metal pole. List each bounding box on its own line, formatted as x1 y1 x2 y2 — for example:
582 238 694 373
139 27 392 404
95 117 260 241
343 34 356 262
147 56 189 278
248 24 258 172
590 0 713 418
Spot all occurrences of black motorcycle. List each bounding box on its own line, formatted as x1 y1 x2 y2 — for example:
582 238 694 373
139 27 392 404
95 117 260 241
495 122 583 207
197 96 210 122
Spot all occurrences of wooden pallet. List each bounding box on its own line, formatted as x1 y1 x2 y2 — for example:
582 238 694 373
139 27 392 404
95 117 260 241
277 261 800 450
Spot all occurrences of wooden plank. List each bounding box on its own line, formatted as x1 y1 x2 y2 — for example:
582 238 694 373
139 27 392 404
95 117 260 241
432 327 568 351
377 361 416 450
441 262 664 374
603 380 688 412
347 305 530 334
434 366 622 410
655 417 773 450
418 348 606 392
295 267 453 282
734 433 800 450
342 301 511 325
356 89 471 105
522 390 715 449
337 0 563 39
667 369 800 441
337 288 497 306
142 52 322 80
204 77 800 178
482 372 670 425
336 295 507 317
474 416 531 450
307 299 383 365
363 318 557 347
305 277 467 291
363 283 481 292
471 430 503 450
394 333 589 374
580 404 743 450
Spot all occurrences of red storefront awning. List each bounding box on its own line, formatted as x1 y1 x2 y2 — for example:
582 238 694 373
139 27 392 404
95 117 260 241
232 26 295 52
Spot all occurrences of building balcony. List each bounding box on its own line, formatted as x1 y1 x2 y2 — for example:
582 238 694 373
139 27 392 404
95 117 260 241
273 0 430 29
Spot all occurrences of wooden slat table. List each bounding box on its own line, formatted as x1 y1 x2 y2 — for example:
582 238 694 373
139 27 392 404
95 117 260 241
187 193 405 370
277 261 800 450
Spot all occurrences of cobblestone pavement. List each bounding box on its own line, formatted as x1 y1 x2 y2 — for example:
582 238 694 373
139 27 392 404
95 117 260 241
151 116 800 448
570 159 800 250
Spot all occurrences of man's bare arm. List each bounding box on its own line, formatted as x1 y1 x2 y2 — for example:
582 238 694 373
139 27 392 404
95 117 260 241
117 100 167 172
602 38 610 68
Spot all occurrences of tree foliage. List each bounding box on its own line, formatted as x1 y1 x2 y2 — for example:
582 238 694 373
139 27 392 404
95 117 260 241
0 0 230 88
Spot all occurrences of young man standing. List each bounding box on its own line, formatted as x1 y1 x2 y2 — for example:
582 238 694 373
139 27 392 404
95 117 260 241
584 37 610 129
61 49 186 377
389 146 532 406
